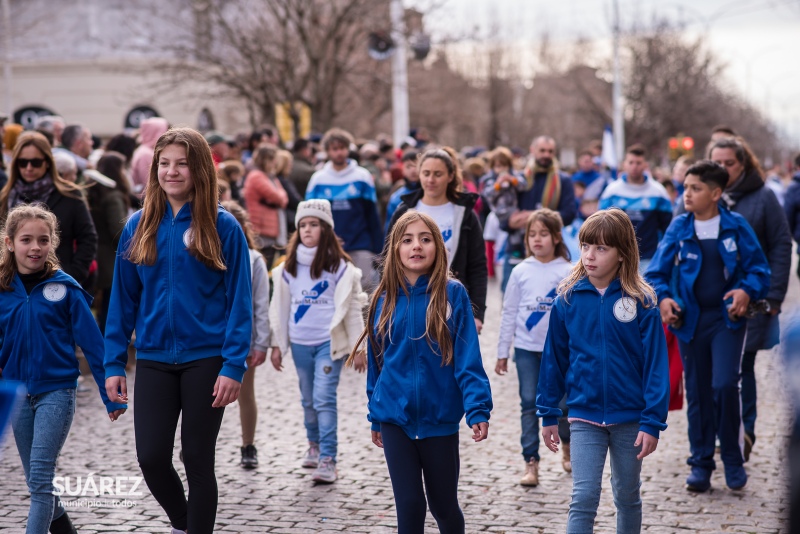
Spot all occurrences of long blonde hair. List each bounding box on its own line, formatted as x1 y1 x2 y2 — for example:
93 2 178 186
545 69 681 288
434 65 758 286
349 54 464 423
347 211 454 368
0 204 61 291
125 128 225 270
558 208 656 307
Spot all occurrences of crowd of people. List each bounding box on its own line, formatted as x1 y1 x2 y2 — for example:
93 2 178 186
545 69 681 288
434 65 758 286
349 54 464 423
1 110 799 533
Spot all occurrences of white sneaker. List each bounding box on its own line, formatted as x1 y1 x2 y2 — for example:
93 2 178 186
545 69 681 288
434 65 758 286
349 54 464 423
312 456 337 483
302 442 320 468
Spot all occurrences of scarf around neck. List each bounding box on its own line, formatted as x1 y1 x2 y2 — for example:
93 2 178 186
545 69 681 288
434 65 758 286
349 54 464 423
524 159 561 211
296 244 318 266
8 174 56 209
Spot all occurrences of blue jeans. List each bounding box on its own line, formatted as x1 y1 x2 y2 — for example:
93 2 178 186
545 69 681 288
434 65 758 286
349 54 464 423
11 388 76 534
568 421 643 534
515 348 542 462
291 341 343 462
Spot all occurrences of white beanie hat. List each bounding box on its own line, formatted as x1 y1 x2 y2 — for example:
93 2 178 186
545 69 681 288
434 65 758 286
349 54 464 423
295 199 335 229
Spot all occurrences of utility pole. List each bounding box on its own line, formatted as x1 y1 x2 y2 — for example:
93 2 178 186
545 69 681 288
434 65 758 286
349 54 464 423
390 0 410 148
2 0 12 119
612 0 625 164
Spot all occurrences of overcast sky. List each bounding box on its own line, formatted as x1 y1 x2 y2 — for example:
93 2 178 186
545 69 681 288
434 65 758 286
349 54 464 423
410 0 800 148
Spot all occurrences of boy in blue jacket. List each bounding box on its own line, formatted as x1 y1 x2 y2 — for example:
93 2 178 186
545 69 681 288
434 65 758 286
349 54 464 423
646 160 771 492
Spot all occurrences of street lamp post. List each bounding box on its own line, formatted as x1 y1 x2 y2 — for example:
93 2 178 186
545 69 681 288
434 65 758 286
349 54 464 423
390 0 410 149
2 0 11 119
612 0 625 164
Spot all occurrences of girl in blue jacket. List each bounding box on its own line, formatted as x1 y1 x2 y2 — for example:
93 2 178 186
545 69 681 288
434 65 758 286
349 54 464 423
0 204 126 534
537 207 669 533
349 210 493 534
104 128 252 534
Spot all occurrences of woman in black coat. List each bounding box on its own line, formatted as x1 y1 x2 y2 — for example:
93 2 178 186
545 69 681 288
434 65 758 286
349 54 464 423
709 136 792 457
90 151 131 333
1 131 97 284
385 147 487 331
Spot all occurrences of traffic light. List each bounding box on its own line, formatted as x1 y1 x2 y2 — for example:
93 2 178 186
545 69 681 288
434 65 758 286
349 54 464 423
668 134 695 160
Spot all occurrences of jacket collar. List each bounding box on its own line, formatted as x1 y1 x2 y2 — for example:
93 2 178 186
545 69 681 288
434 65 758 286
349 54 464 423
620 171 653 184
11 269 85 296
573 276 621 294
674 203 737 240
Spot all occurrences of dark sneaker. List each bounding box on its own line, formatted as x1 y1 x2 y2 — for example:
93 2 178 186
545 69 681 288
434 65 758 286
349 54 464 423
686 467 712 492
312 456 337 483
724 464 747 490
302 442 320 468
240 444 258 469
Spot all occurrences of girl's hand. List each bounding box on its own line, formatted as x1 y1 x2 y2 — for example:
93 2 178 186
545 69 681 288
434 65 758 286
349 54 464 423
352 350 367 373
105 376 128 403
371 431 383 448
723 288 750 319
474 318 483 335
495 358 508 375
635 431 658 460
250 350 267 367
270 348 283 371
471 422 489 442
542 425 560 453
212 376 241 408
659 298 681 324
108 408 126 422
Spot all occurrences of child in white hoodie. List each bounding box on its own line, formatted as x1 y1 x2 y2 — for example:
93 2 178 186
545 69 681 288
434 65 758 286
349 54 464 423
269 199 367 484
495 208 573 486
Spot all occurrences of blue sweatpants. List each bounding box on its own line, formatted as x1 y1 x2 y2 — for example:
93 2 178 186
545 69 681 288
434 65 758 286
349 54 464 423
380 423 464 534
679 311 746 471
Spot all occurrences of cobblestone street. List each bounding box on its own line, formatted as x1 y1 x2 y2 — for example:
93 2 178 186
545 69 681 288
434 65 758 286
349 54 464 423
0 274 795 533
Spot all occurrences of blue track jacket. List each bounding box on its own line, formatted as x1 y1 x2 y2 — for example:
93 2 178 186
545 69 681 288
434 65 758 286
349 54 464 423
644 206 771 343
536 278 669 438
0 270 126 413
366 277 493 439
104 203 252 382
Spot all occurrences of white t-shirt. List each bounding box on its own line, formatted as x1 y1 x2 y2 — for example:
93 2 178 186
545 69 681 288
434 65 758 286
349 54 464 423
415 200 456 261
286 262 343 346
694 214 720 240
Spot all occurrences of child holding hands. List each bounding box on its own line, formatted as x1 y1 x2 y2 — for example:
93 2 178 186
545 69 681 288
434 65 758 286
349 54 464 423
1 204 126 534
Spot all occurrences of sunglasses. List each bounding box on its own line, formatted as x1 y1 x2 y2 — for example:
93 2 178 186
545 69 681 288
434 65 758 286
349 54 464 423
16 158 46 169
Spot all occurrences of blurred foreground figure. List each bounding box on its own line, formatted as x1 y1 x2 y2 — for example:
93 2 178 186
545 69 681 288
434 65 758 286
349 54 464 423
784 316 800 533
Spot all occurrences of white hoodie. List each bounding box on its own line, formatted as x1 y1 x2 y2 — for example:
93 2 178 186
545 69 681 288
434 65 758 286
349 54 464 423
497 256 572 357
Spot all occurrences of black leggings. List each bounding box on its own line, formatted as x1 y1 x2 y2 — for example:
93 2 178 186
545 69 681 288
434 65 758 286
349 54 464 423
381 423 464 534
134 357 225 534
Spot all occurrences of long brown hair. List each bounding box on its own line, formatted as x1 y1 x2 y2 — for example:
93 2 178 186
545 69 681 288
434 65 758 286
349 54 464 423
418 147 463 202
284 218 351 279
558 208 655 307
347 211 454 369
0 132 82 221
125 128 225 270
221 200 256 250
0 204 61 291
524 208 570 261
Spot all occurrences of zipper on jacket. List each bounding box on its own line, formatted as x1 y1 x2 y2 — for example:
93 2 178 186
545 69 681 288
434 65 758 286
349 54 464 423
25 294 32 392
169 214 177 363
600 292 607 425
411 284 420 439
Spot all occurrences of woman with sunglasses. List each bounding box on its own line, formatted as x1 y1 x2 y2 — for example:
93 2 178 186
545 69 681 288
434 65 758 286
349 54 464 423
0 131 97 286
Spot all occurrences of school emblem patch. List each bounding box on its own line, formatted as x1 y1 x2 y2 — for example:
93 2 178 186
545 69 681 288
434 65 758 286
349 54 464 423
613 297 636 323
183 228 193 248
42 283 67 302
